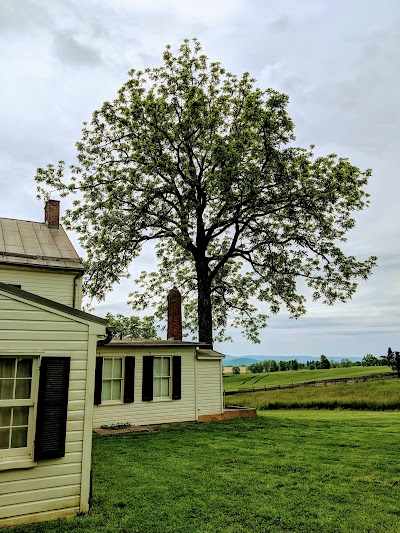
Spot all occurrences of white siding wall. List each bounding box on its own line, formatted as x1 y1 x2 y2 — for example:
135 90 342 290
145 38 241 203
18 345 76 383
93 347 197 428
0 266 82 308
196 359 223 416
0 291 93 527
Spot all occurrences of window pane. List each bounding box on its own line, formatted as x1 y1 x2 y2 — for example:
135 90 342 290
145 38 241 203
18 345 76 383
113 359 122 379
103 359 113 379
153 378 161 397
15 379 31 399
0 379 14 399
154 358 162 377
0 359 15 378
0 428 10 449
161 378 170 397
112 380 121 400
0 407 11 427
11 427 27 448
162 358 170 376
16 359 32 378
12 407 29 426
102 380 111 401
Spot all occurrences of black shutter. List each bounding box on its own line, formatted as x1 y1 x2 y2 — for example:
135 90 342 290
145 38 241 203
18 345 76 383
124 357 135 403
34 357 70 461
94 357 103 405
142 356 154 401
172 356 181 400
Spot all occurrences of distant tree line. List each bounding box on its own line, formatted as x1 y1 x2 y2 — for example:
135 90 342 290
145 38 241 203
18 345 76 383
247 353 388 374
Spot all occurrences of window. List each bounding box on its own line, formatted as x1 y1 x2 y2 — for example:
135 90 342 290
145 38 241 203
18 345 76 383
142 356 181 402
102 358 123 402
0 357 36 460
153 357 171 399
0 356 71 466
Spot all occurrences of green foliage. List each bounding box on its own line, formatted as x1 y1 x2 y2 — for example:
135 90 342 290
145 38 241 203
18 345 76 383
223 365 389 392
232 366 240 374
8 412 400 532
232 378 400 411
248 362 264 373
35 38 376 344
320 354 330 369
105 312 159 339
387 347 400 376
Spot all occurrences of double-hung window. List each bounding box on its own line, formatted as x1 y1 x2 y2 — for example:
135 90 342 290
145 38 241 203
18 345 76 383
0 354 71 467
142 355 181 402
153 357 171 399
94 356 135 405
101 357 123 402
0 356 37 461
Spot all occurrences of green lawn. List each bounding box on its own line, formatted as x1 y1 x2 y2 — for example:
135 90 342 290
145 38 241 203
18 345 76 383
229 378 400 410
8 411 400 533
223 365 391 392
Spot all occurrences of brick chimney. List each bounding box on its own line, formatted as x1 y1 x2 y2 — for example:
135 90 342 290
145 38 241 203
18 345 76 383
167 287 182 341
44 199 60 228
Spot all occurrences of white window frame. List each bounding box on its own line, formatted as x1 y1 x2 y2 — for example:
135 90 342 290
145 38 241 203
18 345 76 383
153 356 171 401
101 357 124 404
0 354 40 469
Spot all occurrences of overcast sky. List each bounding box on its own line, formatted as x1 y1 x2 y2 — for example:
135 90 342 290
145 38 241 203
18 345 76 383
1 0 399 358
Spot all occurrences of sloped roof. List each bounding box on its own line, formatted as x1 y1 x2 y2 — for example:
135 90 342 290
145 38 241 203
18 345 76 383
0 282 107 325
196 349 225 359
0 217 84 271
106 338 212 348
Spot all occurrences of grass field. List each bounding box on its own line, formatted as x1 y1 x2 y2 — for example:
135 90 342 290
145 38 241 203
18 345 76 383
229 378 400 410
7 411 400 533
223 365 391 392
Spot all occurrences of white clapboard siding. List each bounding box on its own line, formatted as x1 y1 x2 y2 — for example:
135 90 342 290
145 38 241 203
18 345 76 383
0 266 79 307
196 359 223 416
93 346 197 428
0 289 101 525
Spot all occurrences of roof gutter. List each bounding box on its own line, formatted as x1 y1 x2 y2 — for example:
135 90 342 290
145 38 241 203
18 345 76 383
97 327 114 347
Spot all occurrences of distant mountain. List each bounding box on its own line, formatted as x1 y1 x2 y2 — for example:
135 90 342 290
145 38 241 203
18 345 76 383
222 357 260 367
222 354 363 367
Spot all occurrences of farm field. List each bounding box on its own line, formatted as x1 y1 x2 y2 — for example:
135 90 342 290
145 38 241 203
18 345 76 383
223 365 391 392
230 378 400 411
8 411 400 533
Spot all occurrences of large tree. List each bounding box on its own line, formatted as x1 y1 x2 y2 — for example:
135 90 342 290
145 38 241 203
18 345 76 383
36 39 376 345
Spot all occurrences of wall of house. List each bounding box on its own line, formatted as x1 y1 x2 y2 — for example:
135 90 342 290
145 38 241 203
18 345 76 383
93 346 197 428
196 359 223 416
0 289 99 527
0 265 82 309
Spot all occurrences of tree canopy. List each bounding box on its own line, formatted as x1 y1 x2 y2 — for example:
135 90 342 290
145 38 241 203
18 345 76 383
105 313 159 340
36 38 376 345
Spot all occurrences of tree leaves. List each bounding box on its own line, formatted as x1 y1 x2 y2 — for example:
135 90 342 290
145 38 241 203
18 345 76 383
35 38 376 344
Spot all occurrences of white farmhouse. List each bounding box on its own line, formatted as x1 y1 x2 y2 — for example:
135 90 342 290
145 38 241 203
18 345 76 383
0 200 233 527
94 288 225 428
0 201 107 527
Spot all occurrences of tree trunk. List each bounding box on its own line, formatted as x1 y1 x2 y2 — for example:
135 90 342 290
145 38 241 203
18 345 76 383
197 267 213 346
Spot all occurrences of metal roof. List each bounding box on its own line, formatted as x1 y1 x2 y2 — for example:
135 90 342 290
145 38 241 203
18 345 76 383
0 282 107 325
106 338 212 348
0 217 85 271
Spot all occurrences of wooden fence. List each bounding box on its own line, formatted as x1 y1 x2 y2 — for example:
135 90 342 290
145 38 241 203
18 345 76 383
224 372 397 396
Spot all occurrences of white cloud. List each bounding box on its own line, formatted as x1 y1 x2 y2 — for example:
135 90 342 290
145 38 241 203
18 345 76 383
0 0 399 357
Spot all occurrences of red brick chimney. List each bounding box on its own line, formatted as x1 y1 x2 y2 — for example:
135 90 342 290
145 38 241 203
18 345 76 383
44 199 60 228
167 287 182 341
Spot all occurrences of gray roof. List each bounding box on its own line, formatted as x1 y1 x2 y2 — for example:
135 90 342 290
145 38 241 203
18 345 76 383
106 338 212 348
197 349 225 359
0 217 85 271
0 282 107 326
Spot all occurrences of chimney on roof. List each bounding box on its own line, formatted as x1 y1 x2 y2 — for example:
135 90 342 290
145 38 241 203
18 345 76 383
44 199 60 228
167 287 182 341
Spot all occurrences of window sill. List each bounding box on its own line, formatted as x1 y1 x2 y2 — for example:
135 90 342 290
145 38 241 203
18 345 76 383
0 458 37 471
152 397 172 402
